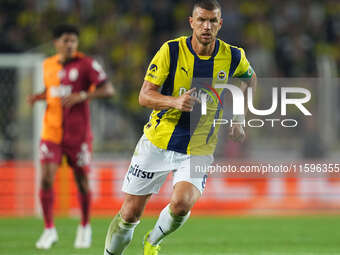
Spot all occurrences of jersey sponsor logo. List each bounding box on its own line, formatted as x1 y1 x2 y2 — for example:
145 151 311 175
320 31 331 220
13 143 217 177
202 86 223 105
149 64 158 72
50 85 72 98
179 87 218 105
147 63 159 79
180 86 223 115
128 164 154 179
68 68 79 81
217 70 226 81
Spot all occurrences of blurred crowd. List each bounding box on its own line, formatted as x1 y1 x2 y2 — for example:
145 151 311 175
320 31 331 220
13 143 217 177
1 0 339 105
0 0 339 158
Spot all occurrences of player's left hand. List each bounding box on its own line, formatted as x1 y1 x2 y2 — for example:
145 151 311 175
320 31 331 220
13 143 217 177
229 124 246 143
62 92 86 108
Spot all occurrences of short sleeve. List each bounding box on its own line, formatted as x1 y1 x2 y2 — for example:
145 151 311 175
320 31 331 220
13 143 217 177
233 48 253 78
87 59 107 87
144 43 170 86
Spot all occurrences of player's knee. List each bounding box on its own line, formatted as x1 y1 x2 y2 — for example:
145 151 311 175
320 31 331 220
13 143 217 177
41 177 53 189
41 163 58 189
120 204 143 223
73 170 90 194
78 185 89 194
170 198 191 216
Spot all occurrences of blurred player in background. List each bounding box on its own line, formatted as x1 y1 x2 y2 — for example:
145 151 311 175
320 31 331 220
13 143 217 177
28 24 114 249
104 0 257 254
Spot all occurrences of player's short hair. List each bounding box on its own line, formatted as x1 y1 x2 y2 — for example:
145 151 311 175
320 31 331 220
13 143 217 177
53 24 79 39
193 0 221 12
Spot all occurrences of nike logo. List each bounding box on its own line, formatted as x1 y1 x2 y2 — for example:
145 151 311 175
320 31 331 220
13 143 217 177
181 67 189 76
106 249 115 255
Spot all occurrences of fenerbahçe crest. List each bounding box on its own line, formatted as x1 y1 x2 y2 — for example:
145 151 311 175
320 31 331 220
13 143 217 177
217 70 226 81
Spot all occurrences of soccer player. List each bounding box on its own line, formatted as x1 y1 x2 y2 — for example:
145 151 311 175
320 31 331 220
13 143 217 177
104 0 257 254
28 24 114 249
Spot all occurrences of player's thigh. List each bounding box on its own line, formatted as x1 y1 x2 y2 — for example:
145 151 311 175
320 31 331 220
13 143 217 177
122 168 169 195
39 140 62 186
122 136 171 195
172 155 211 195
72 169 89 193
170 155 212 214
121 162 170 222
120 193 151 222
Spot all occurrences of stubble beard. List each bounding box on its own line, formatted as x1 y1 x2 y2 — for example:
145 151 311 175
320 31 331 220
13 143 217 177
195 32 215 46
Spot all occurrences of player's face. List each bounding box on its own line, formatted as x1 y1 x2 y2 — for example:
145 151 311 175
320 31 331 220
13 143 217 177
54 33 78 59
190 7 222 46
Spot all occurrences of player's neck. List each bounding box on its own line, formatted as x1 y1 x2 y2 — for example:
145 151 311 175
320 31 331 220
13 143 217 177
57 52 76 64
191 37 216 56
58 54 69 64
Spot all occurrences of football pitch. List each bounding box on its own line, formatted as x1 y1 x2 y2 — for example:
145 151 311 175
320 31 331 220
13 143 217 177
1 216 340 255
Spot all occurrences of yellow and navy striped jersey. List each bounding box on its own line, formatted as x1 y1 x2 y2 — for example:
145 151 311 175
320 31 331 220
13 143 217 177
144 36 253 155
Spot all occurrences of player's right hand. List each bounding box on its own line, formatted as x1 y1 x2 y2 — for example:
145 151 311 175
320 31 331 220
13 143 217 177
174 88 199 112
27 95 38 106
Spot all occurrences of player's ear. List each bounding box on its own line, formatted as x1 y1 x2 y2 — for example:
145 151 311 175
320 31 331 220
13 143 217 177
189 16 194 29
219 17 223 29
53 39 59 49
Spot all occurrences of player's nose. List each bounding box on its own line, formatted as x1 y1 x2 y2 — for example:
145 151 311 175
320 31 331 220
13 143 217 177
203 21 212 30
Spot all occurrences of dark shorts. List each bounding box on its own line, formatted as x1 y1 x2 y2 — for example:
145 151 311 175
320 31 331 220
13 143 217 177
39 140 92 174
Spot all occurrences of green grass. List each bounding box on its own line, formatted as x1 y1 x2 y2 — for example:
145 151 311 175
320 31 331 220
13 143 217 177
0 216 340 255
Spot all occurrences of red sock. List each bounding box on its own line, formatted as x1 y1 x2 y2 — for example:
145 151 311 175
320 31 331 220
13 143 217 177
78 191 91 226
39 188 54 228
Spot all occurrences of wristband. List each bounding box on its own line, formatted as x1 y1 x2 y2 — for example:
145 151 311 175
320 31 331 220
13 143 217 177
232 115 245 122
79 91 88 101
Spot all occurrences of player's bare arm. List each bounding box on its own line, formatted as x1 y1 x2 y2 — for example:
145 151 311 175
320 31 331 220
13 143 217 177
27 89 47 105
229 72 257 143
139 80 199 112
62 81 114 108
